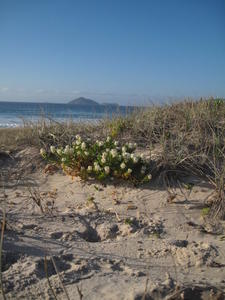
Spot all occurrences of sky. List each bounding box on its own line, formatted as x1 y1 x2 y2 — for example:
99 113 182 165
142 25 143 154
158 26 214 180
0 0 225 105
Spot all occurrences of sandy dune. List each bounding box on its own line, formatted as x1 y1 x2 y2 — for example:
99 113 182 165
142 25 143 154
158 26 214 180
1 148 225 299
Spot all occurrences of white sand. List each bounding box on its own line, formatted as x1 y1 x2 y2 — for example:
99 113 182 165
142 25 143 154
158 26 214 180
1 148 225 299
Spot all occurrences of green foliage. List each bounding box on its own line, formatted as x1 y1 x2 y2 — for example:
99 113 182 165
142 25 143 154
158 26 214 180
183 183 194 190
124 218 134 226
40 135 152 184
201 207 210 216
109 118 127 137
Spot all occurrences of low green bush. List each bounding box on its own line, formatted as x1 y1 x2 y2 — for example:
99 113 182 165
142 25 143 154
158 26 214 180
40 135 152 183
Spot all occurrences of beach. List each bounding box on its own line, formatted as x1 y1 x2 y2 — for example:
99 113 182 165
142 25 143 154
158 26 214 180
1 0 225 297
1 151 225 299
0 99 225 299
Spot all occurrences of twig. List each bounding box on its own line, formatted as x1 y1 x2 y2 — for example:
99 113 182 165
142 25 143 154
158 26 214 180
44 256 58 300
50 256 70 300
76 285 83 300
141 278 149 300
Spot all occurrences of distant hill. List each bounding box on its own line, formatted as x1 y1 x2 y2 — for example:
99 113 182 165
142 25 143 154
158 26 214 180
68 97 100 106
68 97 120 108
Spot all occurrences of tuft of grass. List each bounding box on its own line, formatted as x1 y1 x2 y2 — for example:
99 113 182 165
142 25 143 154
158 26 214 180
201 207 210 217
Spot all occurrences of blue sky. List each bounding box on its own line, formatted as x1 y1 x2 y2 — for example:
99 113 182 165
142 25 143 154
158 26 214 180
0 0 225 105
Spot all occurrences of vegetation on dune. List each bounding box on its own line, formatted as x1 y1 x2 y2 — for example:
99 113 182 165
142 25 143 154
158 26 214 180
1 98 225 217
40 135 152 183
0 97 225 298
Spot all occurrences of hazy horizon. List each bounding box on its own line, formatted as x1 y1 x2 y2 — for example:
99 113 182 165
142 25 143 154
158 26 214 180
0 95 220 107
1 0 225 105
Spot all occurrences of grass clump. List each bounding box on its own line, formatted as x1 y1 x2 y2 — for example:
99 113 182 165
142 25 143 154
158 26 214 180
201 207 210 217
40 135 152 184
105 98 225 218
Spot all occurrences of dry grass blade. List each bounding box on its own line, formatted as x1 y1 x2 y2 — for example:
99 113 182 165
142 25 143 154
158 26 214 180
141 278 149 300
44 256 58 300
76 285 83 300
50 256 70 300
165 286 186 300
28 187 44 214
211 184 225 220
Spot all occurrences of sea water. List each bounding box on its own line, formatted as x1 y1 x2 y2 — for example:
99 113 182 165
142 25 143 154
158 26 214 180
0 101 132 128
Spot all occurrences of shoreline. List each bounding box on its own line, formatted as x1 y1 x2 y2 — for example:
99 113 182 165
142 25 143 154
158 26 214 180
0 100 138 129
0 117 102 128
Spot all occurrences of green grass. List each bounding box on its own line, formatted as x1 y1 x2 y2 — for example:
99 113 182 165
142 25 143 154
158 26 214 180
201 207 211 217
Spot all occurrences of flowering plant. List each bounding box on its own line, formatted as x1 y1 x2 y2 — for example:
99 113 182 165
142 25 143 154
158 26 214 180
40 135 152 183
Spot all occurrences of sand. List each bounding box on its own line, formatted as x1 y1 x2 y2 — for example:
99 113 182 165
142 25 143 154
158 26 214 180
0 147 225 299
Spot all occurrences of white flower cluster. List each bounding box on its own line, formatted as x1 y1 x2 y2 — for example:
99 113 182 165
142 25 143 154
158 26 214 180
96 140 104 147
40 135 152 182
40 148 46 156
64 145 73 155
94 162 101 172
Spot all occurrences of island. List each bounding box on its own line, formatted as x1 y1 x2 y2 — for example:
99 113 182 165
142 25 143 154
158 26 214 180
68 97 100 106
68 97 120 107
68 97 122 112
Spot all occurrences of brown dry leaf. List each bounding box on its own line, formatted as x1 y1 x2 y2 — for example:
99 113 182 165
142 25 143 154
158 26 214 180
167 193 177 203
86 201 98 210
114 211 121 222
40 191 48 196
48 190 57 198
113 199 120 205
127 204 137 210
76 204 83 209
9 201 16 205
44 164 58 174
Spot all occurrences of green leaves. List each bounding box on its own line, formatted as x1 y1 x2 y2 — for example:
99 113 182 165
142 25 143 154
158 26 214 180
40 135 152 184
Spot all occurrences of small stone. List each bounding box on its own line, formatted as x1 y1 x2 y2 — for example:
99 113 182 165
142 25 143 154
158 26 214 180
169 240 188 248
50 231 63 239
21 224 37 230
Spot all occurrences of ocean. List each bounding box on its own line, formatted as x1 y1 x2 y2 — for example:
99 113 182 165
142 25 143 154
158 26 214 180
0 101 133 128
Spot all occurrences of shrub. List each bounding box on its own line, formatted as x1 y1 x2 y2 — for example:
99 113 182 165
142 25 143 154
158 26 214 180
40 135 152 184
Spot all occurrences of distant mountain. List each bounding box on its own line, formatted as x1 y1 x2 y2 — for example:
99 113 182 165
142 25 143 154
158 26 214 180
68 97 100 106
68 97 121 108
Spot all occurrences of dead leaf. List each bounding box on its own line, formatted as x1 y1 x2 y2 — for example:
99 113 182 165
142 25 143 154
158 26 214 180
167 193 177 203
113 198 120 205
127 204 137 210
44 164 58 174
